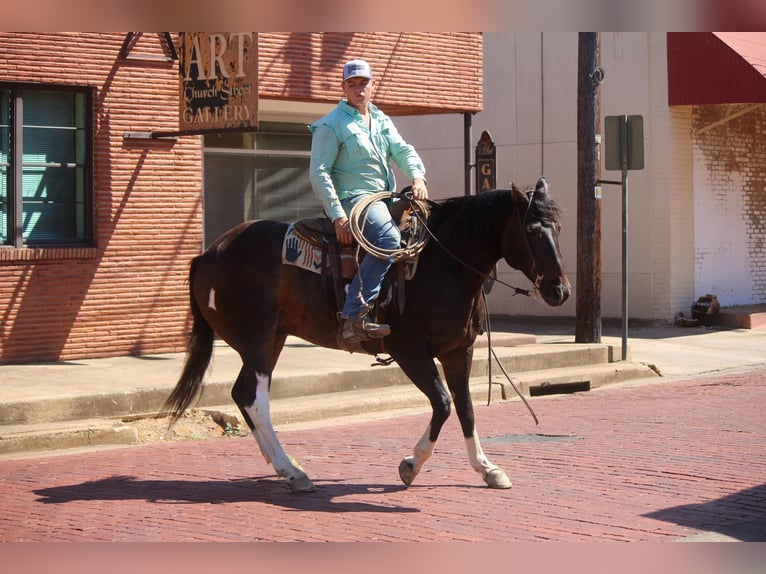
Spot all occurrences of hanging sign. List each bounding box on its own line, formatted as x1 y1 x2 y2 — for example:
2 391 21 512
476 130 496 192
179 32 258 133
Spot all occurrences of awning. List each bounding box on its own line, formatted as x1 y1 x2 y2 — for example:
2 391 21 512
667 32 766 105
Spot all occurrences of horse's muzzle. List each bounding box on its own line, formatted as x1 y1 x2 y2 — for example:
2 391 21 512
539 277 571 307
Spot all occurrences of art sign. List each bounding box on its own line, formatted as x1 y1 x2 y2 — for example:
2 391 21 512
179 32 258 133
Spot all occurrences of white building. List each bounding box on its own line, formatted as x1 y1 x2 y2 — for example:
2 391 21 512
395 32 766 323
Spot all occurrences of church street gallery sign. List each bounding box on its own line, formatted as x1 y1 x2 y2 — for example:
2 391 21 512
179 32 258 133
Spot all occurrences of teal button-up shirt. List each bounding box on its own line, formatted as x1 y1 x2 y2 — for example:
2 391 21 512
309 100 426 221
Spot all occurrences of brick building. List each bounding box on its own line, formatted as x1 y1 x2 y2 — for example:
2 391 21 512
0 32 482 363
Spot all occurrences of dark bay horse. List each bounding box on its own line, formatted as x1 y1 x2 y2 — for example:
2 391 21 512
162 176 570 492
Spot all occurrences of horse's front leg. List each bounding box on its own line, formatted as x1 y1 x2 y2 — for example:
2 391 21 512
442 348 512 489
392 348 452 486
232 366 315 492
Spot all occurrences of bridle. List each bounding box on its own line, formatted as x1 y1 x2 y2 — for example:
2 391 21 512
521 185 546 296
401 190 540 298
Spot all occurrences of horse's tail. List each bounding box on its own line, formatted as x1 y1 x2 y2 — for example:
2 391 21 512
160 255 215 423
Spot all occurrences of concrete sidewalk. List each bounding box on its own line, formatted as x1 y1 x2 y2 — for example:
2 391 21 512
1 316 765 456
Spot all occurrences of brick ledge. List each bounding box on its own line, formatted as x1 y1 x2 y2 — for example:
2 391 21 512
0 247 98 263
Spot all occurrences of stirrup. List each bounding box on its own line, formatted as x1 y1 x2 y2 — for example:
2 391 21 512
342 316 390 341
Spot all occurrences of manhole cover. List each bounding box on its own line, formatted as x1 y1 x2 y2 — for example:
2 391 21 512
483 433 579 444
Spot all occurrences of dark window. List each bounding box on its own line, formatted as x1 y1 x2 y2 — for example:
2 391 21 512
0 85 92 247
203 122 322 248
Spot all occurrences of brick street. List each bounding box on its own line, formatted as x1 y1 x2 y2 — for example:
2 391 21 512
1 371 764 542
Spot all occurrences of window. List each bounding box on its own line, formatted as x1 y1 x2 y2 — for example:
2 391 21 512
203 122 323 247
0 85 92 247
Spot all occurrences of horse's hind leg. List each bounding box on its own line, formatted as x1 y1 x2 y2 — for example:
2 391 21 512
232 336 316 493
442 350 512 489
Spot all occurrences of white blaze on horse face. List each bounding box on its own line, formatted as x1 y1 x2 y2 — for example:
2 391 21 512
244 372 299 479
208 288 217 311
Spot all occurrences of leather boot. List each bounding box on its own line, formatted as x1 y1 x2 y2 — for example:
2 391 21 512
342 316 391 342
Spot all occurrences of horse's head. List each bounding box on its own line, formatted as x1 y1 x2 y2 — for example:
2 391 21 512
504 177 571 307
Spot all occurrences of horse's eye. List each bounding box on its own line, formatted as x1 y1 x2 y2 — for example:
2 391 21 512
526 222 543 237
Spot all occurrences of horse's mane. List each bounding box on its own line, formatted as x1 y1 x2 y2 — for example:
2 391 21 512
428 189 511 235
524 186 562 226
427 187 560 236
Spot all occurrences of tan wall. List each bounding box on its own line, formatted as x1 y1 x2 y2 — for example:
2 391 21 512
396 32 705 322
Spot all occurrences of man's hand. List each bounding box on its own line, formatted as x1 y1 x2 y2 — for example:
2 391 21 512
411 178 428 200
334 216 353 246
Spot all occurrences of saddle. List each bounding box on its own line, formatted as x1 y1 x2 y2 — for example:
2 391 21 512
286 197 426 318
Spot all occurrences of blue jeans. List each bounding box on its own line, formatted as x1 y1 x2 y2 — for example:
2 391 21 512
340 194 401 320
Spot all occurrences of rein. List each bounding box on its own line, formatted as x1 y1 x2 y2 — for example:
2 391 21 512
403 192 540 299
481 288 539 424
401 193 543 299
404 189 542 423
354 189 544 423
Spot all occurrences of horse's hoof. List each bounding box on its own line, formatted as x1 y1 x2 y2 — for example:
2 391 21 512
484 469 512 489
398 458 417 486
287 474 316 493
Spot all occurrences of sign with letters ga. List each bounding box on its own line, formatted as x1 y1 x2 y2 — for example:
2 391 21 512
476 130 496 192
179 32 258 133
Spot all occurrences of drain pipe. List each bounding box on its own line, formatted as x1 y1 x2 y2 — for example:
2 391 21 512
464 112 473 196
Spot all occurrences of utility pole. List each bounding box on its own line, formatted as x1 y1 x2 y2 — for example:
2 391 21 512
575 32 602 343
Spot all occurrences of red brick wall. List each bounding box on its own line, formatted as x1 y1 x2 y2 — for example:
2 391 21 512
0 32 482 363
0 33 203 363
258 32 483 115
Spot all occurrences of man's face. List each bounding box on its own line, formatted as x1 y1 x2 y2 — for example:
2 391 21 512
342 77 374 109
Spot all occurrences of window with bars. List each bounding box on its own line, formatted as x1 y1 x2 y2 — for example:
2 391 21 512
0 85 92 247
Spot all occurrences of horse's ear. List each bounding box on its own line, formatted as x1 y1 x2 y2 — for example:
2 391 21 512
535 176 549 195
511 182 528 206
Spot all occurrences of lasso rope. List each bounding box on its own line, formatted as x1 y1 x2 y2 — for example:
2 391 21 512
348 191 430 261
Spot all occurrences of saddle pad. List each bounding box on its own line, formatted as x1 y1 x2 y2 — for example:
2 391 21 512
281 223 419 280
282 224 325 274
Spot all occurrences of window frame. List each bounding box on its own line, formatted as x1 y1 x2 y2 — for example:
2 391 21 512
1 82 94 249
202 122 322 247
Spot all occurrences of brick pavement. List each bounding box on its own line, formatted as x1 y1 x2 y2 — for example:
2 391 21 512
1 370 764 542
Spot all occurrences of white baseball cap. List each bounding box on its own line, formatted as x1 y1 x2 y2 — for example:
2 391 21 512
343 59 373 81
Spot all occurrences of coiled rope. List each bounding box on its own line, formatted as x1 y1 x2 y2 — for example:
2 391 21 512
348 191 430 261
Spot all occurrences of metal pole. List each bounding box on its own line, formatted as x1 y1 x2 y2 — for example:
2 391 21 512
464 112 472 196
620 115 629 361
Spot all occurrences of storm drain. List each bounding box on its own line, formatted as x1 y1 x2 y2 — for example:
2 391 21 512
483 433 579 444
529 380 591 396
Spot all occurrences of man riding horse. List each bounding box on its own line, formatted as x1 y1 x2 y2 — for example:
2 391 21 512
309 59 429 347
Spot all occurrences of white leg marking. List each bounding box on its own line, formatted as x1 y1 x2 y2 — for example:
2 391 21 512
244 372 313 491
465 428 500 477
400 424 436 484
465 428 512 488
208 287 217 310
244 373 292 473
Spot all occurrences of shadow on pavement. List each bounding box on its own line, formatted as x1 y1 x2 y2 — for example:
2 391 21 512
644 483 766 541
32 475 419 513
